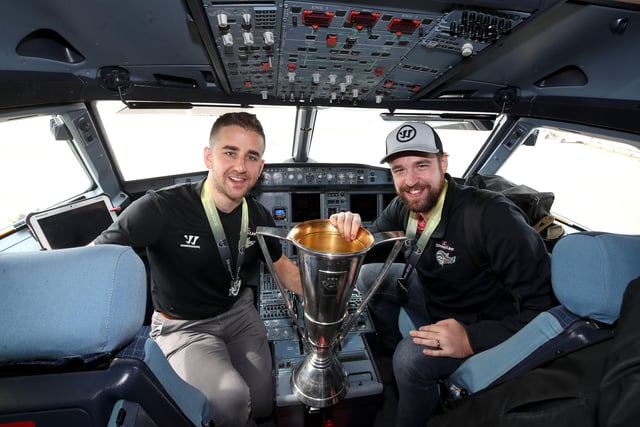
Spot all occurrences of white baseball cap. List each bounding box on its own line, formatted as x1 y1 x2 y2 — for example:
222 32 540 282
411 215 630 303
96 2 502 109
381 122 443 163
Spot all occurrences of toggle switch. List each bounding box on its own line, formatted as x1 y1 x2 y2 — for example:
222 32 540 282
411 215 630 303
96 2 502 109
222 33 234 47
217 14 229 30
242 32 254 46
242 13 252 28
263 31 275 46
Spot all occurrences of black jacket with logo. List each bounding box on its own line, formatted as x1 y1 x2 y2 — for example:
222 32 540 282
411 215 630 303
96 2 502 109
370 174 556 353
95 179 281 319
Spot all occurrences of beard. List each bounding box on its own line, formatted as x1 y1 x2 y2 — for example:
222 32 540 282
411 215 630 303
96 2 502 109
399 176 445 214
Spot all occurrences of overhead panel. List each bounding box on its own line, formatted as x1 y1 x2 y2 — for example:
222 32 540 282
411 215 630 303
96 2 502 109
202 1 529 103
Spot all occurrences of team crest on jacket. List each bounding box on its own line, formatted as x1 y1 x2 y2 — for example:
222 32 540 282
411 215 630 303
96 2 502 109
246 228 257 248
435 241 456 266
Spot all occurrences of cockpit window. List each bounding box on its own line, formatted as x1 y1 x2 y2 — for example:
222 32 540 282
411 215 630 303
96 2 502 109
96 101 489 180
311 108 489 176
0 115 91 230
95 101 296 180
497 128 640 234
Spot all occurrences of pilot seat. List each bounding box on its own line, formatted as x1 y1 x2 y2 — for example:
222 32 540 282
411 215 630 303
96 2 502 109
0 244 211 427
430 231 640 426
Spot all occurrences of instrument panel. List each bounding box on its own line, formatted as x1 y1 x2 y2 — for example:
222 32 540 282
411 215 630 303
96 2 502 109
202 0 530 103
254 163 396 228
254 162 393 414
260 267 382 414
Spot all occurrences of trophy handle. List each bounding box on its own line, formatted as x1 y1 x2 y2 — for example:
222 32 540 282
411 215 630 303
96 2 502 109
335 231 406 345
255 226 310 352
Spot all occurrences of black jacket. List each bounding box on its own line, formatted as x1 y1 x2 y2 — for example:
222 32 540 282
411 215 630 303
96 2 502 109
370 174 556 352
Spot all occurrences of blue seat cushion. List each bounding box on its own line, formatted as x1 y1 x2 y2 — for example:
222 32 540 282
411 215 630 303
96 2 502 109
0 245 147 362
446 306 575 397
552 232 640 324
117 326 211 426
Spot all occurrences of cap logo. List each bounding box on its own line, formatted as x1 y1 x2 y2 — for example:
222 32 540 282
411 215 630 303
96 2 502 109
396 125 417 143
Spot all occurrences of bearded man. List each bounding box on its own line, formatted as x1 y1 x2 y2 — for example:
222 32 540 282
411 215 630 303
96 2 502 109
330 122 555 427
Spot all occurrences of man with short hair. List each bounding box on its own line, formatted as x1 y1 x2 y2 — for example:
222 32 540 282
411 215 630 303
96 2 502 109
330 122 555 426
95 112 302 427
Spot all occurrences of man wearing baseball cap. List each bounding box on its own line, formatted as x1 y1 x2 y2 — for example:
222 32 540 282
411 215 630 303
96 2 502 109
380 122 444 163
330 122 555 426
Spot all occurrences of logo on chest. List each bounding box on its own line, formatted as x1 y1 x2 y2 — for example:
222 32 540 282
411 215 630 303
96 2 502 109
180 234 201 249
435 241 456 266
245 228 257 249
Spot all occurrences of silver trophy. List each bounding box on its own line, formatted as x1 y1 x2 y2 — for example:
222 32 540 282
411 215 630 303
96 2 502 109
256 219 405 407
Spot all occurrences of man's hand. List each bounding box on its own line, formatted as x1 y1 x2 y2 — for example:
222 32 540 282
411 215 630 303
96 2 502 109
409 318 474 358
329 211 362 241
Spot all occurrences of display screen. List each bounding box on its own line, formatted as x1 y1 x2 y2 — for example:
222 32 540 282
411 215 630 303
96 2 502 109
382 192 397 209
291 193 321 222
34 201 115 249
349 193 378 222
273 207 287 221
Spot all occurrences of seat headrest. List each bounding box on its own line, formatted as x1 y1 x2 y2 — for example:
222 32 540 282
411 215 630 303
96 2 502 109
552 232 640 324
0 244 147 363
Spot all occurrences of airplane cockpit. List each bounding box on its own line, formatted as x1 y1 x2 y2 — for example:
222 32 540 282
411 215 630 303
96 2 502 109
1 1 640 426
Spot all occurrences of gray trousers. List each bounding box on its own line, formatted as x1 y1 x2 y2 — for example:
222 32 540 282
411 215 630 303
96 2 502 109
150 288 272 427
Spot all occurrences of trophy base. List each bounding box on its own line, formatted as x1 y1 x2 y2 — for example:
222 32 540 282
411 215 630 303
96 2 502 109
290 352 348 407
